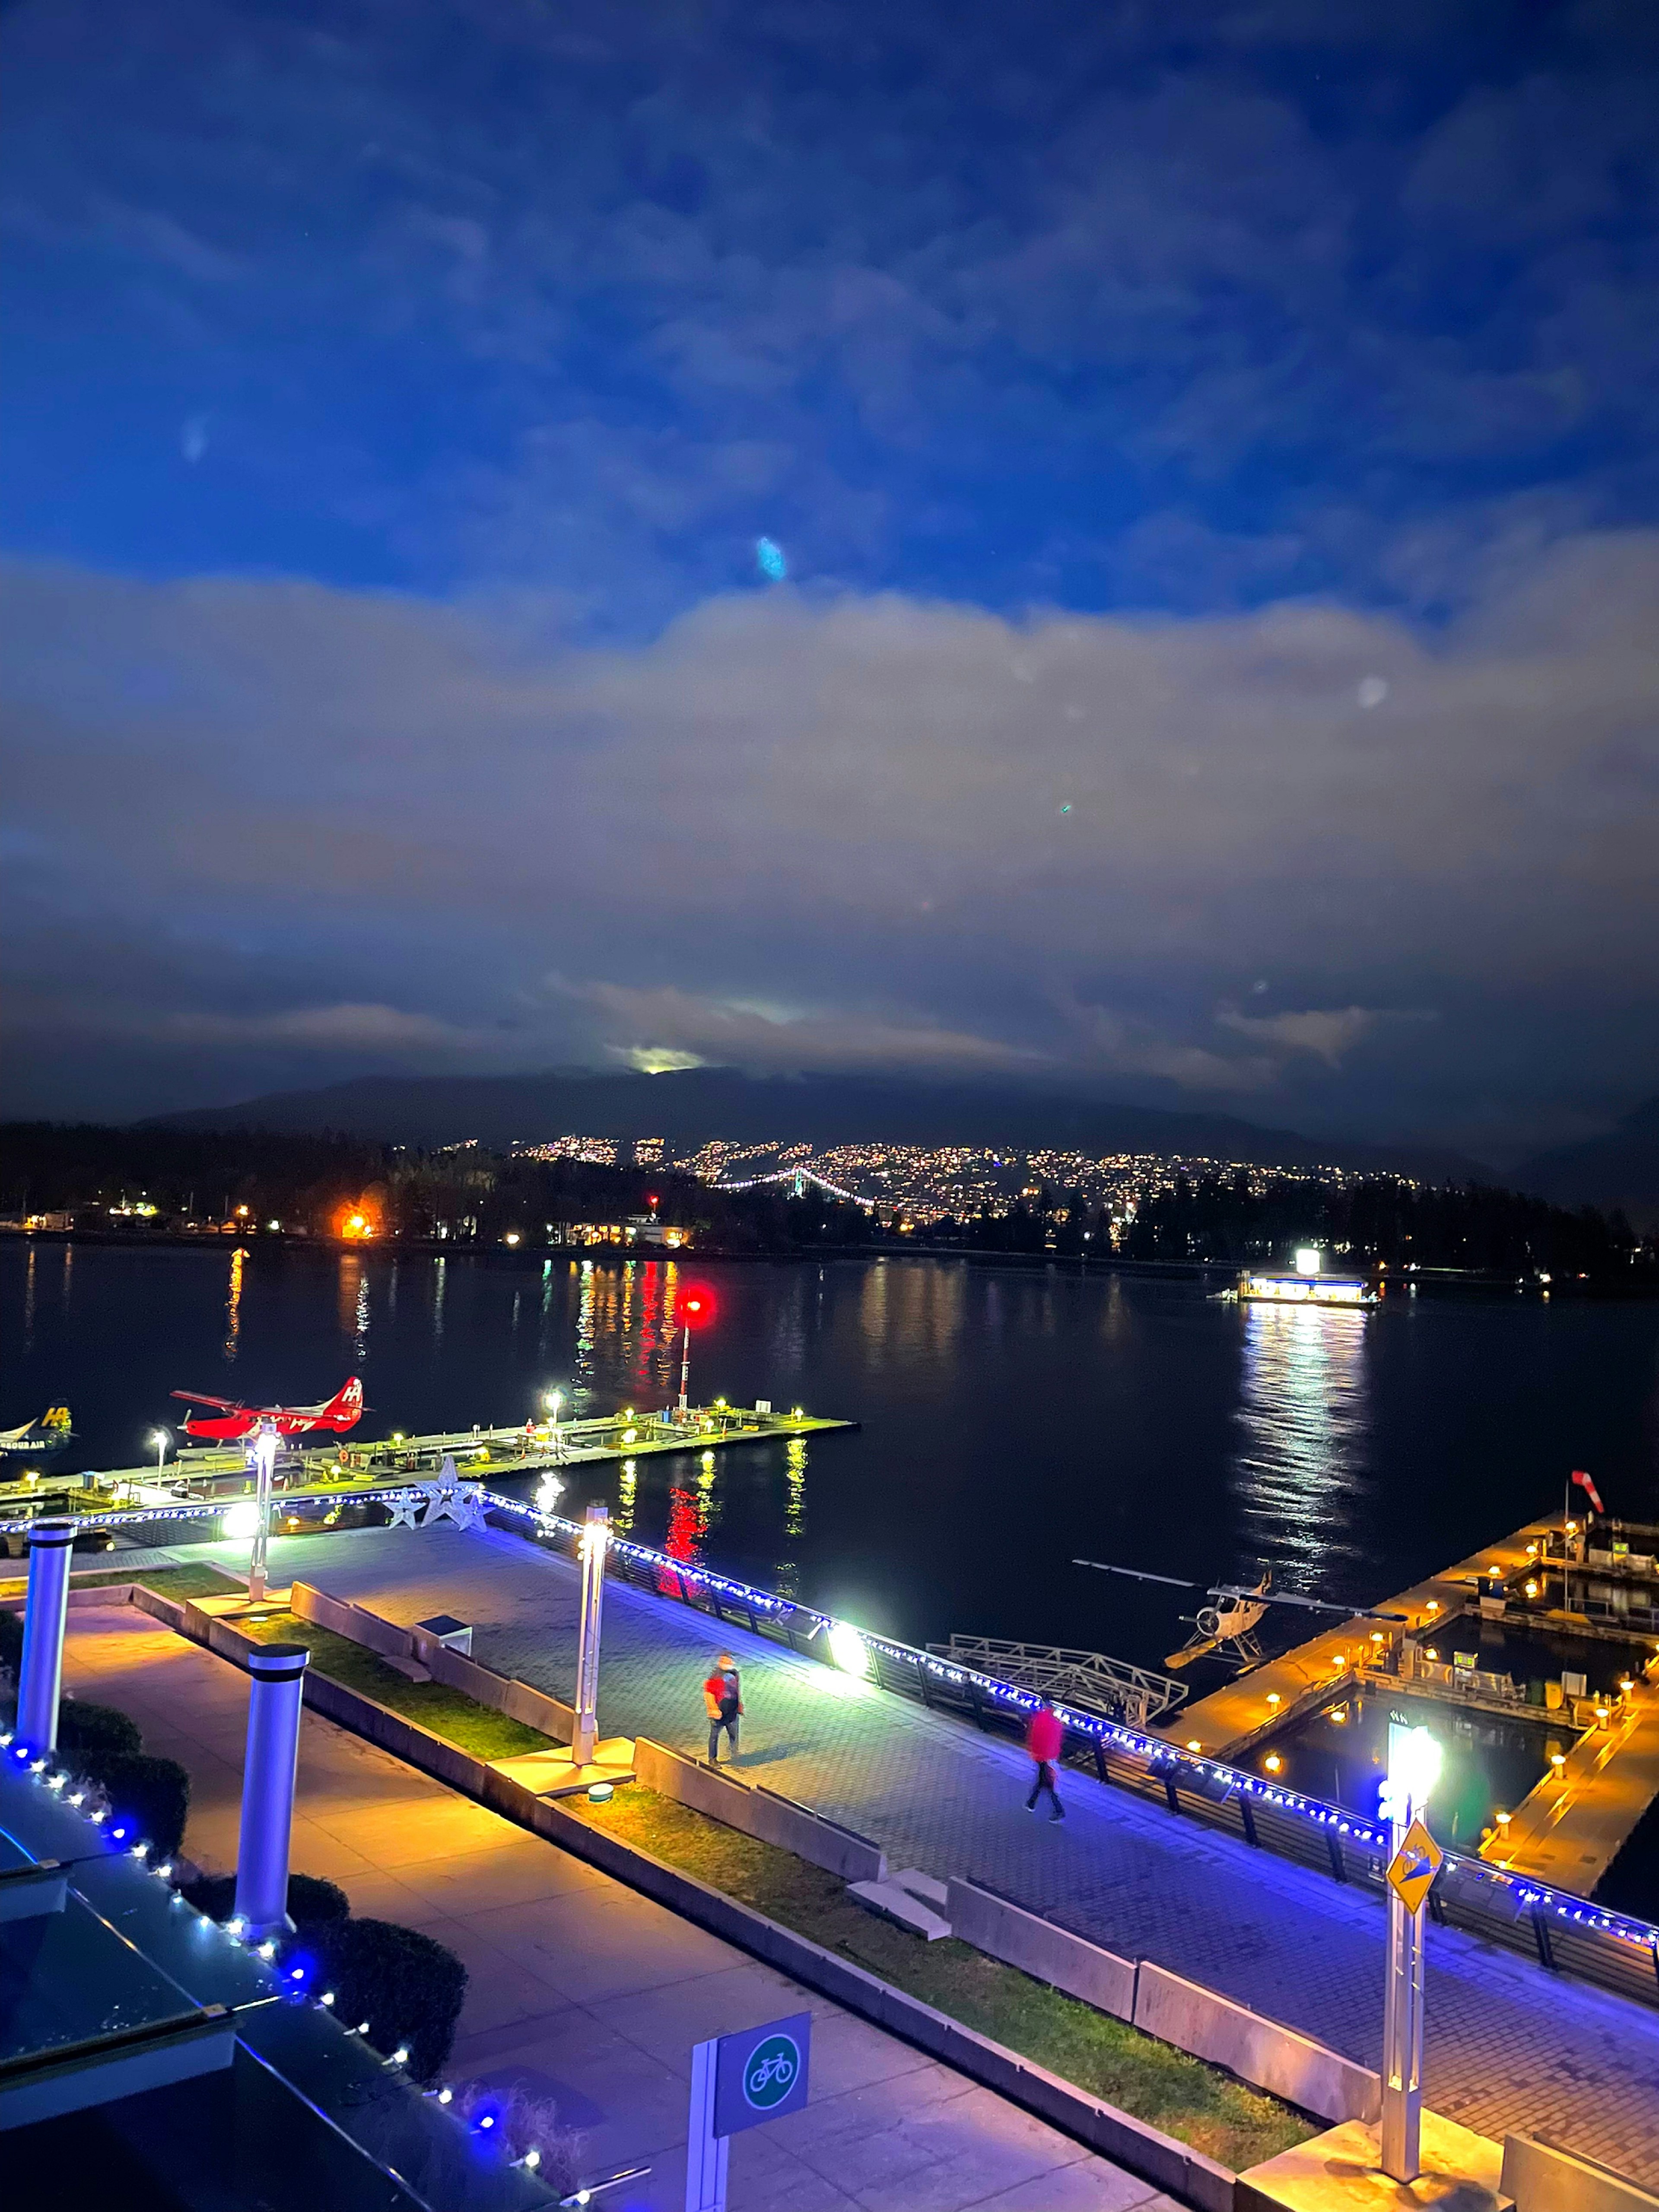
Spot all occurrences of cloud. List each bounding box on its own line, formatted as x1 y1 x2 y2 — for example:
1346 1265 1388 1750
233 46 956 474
3 531 1659 1139
570 981 1050 1078
1216 1006 1383 1068
162 1003 493 1053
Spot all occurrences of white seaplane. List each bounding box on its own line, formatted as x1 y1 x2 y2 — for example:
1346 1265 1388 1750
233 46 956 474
1073 1558 1405 1671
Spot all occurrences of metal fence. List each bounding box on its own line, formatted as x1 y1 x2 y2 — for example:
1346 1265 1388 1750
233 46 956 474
481 1488 1659 2016
6 1479 1655 2015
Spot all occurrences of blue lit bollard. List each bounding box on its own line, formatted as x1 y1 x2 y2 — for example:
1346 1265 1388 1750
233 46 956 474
16 1519 77 1752
235 1642 311 1938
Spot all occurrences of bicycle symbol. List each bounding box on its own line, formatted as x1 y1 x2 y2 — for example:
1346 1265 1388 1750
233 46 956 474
743 2034 801 2109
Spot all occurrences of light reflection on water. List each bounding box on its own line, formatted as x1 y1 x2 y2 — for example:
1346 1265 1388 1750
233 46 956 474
8 1244 1656 1663
1231 1302 1372 1589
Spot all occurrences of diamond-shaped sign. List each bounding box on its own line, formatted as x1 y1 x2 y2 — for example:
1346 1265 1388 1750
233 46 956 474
1386 1817 1443 1914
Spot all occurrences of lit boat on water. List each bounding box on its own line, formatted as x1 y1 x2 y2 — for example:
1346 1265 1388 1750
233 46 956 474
1235 1247 1379 1309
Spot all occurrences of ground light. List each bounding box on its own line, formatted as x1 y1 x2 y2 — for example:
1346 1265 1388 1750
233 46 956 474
826 1622 868 1677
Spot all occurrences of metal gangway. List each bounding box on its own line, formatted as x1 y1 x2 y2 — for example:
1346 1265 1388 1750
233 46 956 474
926 1635 1186 1729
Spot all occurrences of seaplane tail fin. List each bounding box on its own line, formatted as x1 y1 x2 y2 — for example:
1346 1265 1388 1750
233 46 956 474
319 1376 365 1429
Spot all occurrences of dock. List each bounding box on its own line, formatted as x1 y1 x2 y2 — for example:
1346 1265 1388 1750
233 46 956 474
0 1401 856 1539
1157 1510 1659 1893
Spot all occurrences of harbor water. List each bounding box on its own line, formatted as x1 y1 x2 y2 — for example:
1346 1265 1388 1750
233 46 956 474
6 1241 1659 1682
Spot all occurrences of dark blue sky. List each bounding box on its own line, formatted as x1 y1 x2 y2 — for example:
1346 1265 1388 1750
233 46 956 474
4 1 1659 1152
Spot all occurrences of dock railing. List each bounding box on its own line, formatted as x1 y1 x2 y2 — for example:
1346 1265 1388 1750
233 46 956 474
10 1477 1656 2015
480 1487 1659 2017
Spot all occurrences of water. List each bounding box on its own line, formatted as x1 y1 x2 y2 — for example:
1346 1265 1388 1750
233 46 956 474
6 1242 1659 1678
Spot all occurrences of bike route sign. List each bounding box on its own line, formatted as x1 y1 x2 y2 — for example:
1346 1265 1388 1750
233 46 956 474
712 2012 812 2136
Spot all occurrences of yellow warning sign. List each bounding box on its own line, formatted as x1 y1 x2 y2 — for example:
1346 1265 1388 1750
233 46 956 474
1386 1817 1443 1914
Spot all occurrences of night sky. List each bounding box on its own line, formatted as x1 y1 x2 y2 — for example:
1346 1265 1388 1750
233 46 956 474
3 2 1658 1157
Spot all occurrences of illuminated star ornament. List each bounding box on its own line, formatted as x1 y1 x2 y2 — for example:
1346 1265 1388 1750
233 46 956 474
756 536 788 582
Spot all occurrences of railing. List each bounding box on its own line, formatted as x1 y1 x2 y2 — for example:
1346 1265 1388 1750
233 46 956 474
8 1479 1657 2015
925 1635 1186 1729
481 1488 1659 2016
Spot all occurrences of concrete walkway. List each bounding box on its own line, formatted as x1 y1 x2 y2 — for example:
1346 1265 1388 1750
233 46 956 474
218 1520 1659 2187
61 1605 1170 2212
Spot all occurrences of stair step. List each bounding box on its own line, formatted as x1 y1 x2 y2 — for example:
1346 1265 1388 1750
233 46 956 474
848 1878 953 1941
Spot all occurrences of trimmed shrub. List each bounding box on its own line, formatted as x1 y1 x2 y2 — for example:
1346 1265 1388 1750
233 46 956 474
317 1917 467 2081
57 1699 143 1758
75 1749 191 1858
184 1871 352 1934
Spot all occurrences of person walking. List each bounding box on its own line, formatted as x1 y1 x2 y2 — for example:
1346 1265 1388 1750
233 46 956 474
703 1652 743 1763
1024 1695 1065 1820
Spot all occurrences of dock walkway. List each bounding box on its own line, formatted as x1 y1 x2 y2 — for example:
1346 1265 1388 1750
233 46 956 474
186 1520 1659 2187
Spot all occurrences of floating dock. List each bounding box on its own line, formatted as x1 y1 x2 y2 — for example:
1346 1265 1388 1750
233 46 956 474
0 1402 856 1542
1157 1511 1659 1893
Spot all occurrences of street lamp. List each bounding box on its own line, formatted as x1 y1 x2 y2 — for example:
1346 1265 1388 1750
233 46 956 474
149 1428 170 1477
246 1419 278 1604
1379 1723 1441 2183
543 1388 564 1460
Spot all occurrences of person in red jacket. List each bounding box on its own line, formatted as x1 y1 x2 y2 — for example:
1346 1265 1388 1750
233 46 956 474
703 1653 743 1764
1024 1696 1066 1821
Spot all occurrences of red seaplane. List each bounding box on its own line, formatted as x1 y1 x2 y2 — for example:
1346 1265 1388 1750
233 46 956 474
170 1377 365 1443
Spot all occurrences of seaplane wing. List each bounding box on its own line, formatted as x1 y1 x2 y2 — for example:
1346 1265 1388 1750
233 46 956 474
0 1407 76 1456
170 1377 364 1442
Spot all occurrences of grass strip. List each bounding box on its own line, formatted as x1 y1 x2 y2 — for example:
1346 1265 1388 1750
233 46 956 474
0 1562 249 1602
238 1610 553 1761
569 1785 1312 2172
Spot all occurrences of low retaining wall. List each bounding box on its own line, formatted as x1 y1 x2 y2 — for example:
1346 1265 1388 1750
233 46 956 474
289 1580 575 1742
1134 1963 1379 2127
128 1584 1234 2212
947 1878 1136 2020
633 1737 887 1883
1503 2136 1659 2212
946 1879 1376 2128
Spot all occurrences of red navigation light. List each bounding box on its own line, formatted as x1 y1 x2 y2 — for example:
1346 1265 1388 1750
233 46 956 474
646 1193 659 1209
677 1285 715 1328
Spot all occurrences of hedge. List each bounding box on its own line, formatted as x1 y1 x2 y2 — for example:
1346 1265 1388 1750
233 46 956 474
185 1870 351 1934
57 1698 143 1758
73 1748 191 1858
317 1917 468 2081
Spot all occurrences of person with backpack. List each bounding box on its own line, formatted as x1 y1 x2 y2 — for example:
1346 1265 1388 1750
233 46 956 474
703 1652 743 1763
1024 1695 1065 1821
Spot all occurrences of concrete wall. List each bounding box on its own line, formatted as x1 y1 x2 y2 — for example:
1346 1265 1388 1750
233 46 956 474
633 1736 887 1883
1133 1962 1379 2127
1503 2135 1659 2212
946 1878 1137 2021
289 1580 575 1743
129 1583 1234 2212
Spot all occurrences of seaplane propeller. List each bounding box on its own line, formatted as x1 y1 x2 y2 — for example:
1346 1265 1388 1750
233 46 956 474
1072 1559 1406 1672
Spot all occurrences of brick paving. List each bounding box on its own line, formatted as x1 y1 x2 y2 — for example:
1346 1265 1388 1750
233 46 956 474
238 1523 1659 2183
63 1604 1163 2212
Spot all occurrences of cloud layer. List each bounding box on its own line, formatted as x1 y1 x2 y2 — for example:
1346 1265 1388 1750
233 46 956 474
5 535 1657 1148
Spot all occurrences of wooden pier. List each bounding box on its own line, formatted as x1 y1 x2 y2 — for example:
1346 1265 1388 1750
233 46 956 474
0 1401 856 1539
1157 1510 1659 1893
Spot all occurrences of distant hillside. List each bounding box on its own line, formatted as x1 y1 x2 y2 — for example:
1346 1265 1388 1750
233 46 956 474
148 1066 1484 1182
1516 1097 1659 1227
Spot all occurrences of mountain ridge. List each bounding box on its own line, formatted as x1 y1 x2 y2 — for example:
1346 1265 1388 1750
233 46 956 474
146 1066 1487 1182
1515 1096 1659 1227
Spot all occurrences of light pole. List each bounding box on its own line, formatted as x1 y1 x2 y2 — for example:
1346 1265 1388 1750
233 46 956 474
1379 1722 1442 2183
247 1418 278 1604
543 1388 564 1460
148 1428 170 1500
573 1503 609 1766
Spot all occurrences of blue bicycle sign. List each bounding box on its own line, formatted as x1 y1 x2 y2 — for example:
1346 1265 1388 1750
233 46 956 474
713 2012 812 2136
743 2034 800 2108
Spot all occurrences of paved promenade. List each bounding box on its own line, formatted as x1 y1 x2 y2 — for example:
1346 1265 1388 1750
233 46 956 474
63 1604 1163 2212
208 1523 1659 2183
